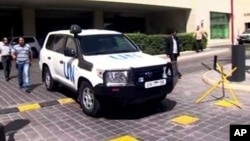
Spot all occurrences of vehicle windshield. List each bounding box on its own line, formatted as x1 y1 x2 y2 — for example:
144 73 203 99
79 34 140 55
243 29 250 34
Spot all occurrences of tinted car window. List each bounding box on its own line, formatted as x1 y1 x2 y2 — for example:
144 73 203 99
65 36 77 51
53 35 66 53
24 37 35 43
45 35 55 50
11 38 18 45
79 34 139 55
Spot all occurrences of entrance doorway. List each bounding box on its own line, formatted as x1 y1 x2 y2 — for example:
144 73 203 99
0 9 22 39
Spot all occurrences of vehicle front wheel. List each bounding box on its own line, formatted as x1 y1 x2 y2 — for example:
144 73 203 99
78 81 101 117
43 66 57 91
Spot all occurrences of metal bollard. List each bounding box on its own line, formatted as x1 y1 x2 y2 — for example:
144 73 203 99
231 44 246 82
0 123 5 141
213 55 217 70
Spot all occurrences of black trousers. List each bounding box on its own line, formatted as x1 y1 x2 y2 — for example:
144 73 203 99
2 56 11 79
195 39 203 51
169 53 181 76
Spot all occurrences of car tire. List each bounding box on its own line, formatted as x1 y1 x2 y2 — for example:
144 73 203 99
43 66 57 91
78 81 101 117
31 47 39 58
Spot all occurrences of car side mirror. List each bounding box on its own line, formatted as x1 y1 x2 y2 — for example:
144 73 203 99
64 48 76 57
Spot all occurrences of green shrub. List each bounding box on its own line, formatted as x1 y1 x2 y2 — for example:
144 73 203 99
125 32 208 55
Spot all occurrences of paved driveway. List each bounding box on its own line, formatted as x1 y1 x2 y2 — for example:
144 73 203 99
0 59 250 141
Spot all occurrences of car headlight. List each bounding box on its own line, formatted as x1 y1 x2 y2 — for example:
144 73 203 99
104 70 130 86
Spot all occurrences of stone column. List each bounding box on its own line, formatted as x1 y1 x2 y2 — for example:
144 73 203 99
22 8 36 36
93 10 104 29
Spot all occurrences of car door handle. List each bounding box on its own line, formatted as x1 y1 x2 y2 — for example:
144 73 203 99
48 57 51 60
59 60 64 64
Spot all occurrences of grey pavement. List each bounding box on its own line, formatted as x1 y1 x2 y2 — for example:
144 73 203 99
1 70 250 141
0 61 68 109
1 46 250 141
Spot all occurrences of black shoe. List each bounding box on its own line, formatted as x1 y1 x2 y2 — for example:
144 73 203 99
5 78 9 81
25 89 30 93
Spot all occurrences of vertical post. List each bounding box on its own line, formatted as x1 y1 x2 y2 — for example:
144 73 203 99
231 0 234 44
213 55 217 70
221 66 225 98
0 123 5 141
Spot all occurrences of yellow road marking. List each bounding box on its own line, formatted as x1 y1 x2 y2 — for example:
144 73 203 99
18 103 41 112
109 135 140 141
57 98 75 104
170 115 199 125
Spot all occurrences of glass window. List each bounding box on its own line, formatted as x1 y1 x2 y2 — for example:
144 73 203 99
210 12 230 39
24 37 35 43
53 35 66 53
65 36 77 50
79 34 139 55
45 35 55 50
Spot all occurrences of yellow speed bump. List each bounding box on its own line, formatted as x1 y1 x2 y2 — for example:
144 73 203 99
57 98 75 104
109 135 140 141
18 103 41 112
214 100 239 107
170 115 199 125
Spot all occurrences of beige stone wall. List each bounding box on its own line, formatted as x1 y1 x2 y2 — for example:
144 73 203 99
19 0 250 46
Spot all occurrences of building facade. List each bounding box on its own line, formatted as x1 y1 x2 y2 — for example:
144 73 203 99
0 0 249 46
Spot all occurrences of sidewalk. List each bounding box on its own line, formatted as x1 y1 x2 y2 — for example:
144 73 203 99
203 59 250 92
155 45 230 61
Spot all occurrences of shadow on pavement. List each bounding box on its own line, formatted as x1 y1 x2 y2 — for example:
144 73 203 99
56 85 78 99
102 98 177 120
8 75 17 81
5 119 30 141
29 83 42 92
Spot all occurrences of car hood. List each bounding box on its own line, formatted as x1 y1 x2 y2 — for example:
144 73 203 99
84 52 167 70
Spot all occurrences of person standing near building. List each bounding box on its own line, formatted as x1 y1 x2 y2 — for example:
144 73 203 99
0 37 12 81
194 25 206 52
165 29 182 79
11 37 32 93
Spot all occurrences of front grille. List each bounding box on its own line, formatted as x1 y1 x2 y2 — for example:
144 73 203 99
132 64 166 87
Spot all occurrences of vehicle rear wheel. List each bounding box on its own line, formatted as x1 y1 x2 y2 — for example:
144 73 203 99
78 81 101 117
43 66 57 91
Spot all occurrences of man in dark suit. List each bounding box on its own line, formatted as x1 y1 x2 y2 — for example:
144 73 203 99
165 29 182 79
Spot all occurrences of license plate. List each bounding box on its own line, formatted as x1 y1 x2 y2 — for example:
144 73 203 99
145 79 166 88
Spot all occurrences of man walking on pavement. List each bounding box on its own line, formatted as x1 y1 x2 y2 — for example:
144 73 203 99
165 29 182 79
0 37 12 81
11 37 32 93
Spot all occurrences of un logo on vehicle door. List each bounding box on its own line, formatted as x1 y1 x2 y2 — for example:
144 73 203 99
63 60 75 83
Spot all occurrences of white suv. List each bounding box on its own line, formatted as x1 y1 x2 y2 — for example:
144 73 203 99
39 25 178 117
9 36 41 58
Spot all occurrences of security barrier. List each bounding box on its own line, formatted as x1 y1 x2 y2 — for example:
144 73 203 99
196 63 242 108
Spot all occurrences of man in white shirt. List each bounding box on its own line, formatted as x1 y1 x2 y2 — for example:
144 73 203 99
0 37 12 81
165 29 182 79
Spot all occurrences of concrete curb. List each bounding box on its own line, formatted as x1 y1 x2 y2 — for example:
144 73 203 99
0 98 75 115
202 70 250 93
155 48 230 61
